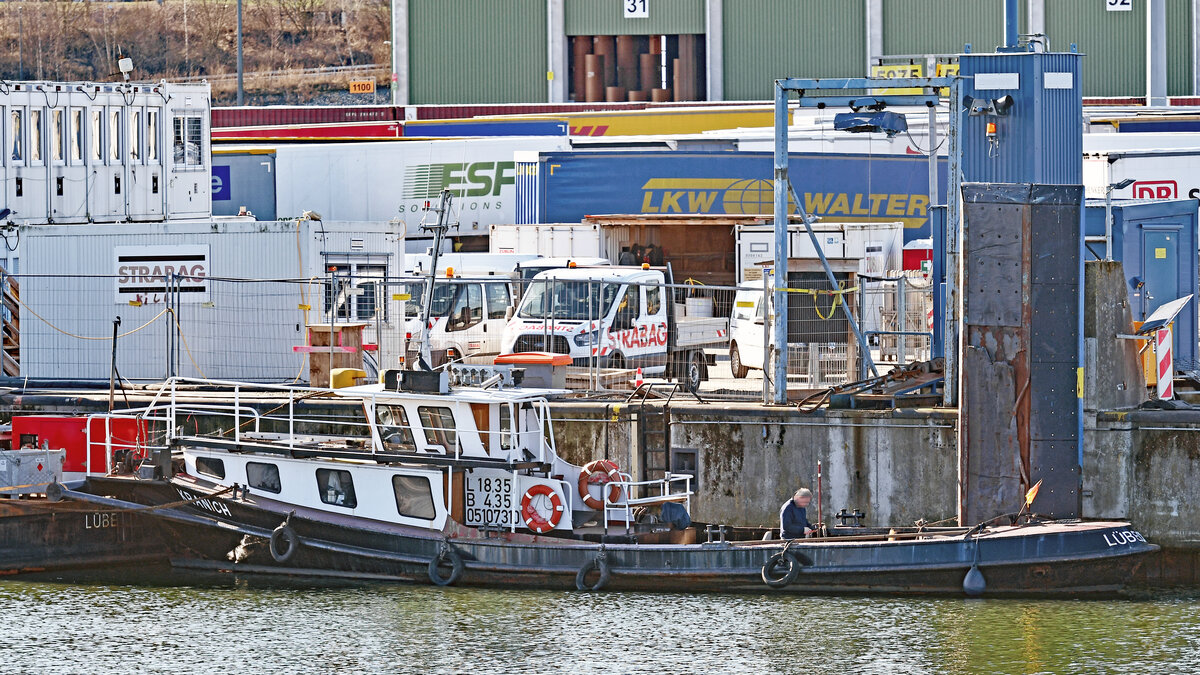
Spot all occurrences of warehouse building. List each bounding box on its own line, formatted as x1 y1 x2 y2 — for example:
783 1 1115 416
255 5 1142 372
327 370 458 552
389 0 1199 105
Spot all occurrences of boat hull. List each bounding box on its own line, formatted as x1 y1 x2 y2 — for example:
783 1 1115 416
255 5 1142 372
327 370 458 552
0 497 169 575
81 476 1158 597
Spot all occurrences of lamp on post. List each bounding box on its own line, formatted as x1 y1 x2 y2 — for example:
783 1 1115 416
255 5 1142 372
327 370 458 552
1105 178 1135 261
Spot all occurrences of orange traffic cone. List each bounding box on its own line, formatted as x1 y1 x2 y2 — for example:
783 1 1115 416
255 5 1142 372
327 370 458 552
635 367 644 387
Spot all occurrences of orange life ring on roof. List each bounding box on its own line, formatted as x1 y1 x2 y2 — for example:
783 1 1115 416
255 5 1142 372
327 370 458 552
578 459 622 510
520 483 565 534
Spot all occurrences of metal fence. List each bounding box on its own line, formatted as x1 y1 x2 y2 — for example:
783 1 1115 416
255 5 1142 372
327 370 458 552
1 270 932 399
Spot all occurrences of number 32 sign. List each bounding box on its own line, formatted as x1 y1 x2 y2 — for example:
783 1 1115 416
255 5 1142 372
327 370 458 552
625 0 649 19
1106 0 1132 11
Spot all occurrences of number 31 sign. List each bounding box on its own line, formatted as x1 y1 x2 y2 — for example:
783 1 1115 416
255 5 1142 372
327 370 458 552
1106 0 1132 11
625 0 649 19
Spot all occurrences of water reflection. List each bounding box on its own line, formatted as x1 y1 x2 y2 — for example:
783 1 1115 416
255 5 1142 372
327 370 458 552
1 570 1197 674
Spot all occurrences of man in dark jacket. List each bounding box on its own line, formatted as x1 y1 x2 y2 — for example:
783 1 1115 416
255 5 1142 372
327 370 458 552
779 488 815 539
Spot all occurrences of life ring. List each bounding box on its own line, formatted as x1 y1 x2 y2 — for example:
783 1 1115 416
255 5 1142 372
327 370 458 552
520 484 565 534
761 551 804 588
575 555 611 591
428 544 464 586
578 459 622 510
269 522 300 563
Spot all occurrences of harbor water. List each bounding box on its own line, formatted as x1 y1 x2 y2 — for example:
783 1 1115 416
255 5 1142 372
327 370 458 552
1 570 1197 674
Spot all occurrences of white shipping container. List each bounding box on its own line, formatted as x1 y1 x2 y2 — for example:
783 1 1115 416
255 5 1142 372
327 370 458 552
734 222 904 284
489 223 604 259
19 218 403 382
264 136 571 243
1084 148 1200 203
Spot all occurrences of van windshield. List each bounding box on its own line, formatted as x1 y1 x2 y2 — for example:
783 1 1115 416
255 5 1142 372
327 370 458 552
517 279 620 320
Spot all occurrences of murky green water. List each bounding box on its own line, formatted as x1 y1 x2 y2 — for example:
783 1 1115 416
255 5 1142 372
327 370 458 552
0 569 1196 674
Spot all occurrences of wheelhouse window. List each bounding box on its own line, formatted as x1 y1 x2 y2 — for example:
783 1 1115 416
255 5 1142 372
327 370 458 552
246 461 281 494
418 406 456 451
375 404 416 452
392 474 437 520
316 468 357 508
195 456 226 479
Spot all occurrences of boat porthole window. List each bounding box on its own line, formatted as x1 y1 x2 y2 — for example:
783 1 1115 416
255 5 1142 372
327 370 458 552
418 406 457 451
246 461 281 494
195 456 225 479
316 468 357 508
392 474 437 520
375 404 416 452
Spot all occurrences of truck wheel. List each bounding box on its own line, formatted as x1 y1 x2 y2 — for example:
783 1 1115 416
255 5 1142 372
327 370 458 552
730 343 749 379
685 351 705 391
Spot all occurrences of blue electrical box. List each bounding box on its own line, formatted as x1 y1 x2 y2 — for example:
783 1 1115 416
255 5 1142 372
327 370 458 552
1084 198 1199 370
958 52 1083 185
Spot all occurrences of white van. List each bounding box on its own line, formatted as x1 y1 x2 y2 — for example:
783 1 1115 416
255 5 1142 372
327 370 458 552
728 282 767 378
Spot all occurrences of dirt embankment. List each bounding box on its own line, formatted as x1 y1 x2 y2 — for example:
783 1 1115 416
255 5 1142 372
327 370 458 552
0 0 391 105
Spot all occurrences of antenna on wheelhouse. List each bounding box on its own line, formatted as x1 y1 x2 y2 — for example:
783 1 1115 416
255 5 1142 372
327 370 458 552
414 189 453 371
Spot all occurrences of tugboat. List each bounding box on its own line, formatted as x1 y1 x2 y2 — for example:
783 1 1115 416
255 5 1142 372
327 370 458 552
52 370 1157 596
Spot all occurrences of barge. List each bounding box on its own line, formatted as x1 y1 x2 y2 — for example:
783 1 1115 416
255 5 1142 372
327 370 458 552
50 373 1156 596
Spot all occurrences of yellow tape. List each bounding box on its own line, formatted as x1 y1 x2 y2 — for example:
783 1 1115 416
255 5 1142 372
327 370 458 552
297 304 311 310
735 301 755 308
776 286 859 295
392 293 411 301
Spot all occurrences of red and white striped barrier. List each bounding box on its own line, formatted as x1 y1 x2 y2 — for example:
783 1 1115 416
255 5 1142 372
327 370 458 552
1156 325 1174 400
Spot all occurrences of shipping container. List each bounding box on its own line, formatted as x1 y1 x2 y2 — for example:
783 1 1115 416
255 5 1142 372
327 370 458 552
403 118 569 138
1083 148 1200 205
517 150 947 241
211 121 405 142
212 136 571 249
1082 199 1199 371
0 80 212 228
492 105 781 137
734 222 904 284
19 219 404 382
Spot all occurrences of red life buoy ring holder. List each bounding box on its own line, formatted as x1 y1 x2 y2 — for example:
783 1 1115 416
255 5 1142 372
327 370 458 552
520 483 565 534
578 459 623 510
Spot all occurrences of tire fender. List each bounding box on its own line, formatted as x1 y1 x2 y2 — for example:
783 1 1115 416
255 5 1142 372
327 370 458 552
269 522 300 564
428 543 465 586
575 554 611 591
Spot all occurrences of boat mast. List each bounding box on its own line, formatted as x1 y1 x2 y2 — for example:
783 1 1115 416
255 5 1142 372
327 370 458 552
414 189 453 371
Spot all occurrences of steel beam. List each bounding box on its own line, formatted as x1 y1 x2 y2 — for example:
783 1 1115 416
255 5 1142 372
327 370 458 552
772 82 789 404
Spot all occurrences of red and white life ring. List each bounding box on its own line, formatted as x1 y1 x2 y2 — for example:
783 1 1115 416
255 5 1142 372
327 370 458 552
578 459 622 510
520 483 564 534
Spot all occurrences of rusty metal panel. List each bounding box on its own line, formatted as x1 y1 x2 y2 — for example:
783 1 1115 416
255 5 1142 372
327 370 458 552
961 183 1083 523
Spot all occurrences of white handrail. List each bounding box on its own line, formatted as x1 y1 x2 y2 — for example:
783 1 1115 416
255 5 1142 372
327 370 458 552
602 472 693 533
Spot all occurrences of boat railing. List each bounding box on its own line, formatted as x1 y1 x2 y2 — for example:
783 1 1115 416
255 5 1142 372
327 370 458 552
603 472 694 533
84 403 266 474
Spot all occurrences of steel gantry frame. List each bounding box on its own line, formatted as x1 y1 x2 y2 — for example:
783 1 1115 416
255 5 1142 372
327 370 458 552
772 76 963 405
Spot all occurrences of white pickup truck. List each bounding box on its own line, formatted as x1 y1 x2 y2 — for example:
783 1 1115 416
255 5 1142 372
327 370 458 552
499 266 729 389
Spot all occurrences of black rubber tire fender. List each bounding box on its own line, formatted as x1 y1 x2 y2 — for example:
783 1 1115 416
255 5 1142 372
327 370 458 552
269 523 300 564
428 545 464 586
575 556 611 591
761 551 803 588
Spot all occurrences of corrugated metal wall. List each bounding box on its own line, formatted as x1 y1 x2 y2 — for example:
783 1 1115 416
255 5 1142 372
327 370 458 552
565 0 705 36
409 0 548 104
722 0 865 101
1166 0 1193 97
882 0 1014 56
1044 0 1192 98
